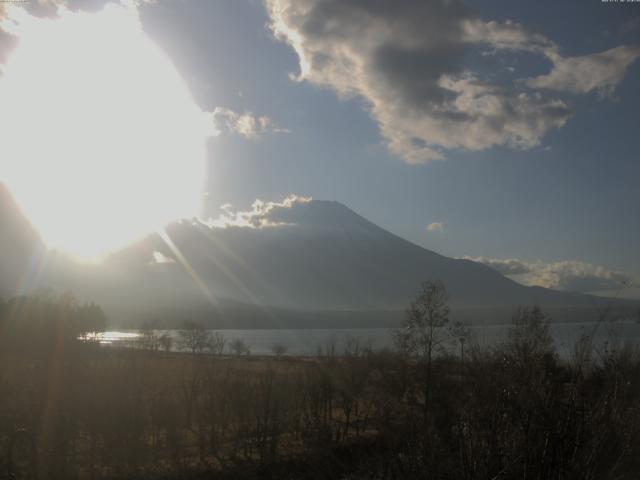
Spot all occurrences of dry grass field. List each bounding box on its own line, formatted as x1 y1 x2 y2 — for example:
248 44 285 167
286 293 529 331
1 295 640 479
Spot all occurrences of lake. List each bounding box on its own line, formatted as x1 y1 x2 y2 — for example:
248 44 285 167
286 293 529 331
93 319 640 357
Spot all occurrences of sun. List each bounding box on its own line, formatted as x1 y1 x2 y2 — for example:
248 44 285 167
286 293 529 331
0 3 211 261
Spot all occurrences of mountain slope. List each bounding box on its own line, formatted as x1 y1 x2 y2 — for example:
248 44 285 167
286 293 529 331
107 199 618 312
0 189 634 326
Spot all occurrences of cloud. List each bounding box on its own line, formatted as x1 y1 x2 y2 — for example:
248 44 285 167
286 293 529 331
426 222 444 232
463 256 530 275
464 256 633 293
0 0 128 26
1 2 280 146
526 45 640 96
528 261 632 293
211 107 290 140
461 18 559 58
1 0 156 21
207 195 312 229
266 0 637 163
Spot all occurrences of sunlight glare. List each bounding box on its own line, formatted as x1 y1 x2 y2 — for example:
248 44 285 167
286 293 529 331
0 3 211 261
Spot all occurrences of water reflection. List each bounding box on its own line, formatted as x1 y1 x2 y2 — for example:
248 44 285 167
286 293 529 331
80 331 140 345
80 320 640 357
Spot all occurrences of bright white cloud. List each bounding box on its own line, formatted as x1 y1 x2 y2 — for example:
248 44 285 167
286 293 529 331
464 256 633 293
462 19 560 61
208 195 312 229
212 107 290 140
526 45 640 96
426 222 444 232
463 256 530 275
463 19 640 97
527 260 632 293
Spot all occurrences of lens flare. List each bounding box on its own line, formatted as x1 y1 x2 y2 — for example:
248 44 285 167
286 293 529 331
0 3 211 261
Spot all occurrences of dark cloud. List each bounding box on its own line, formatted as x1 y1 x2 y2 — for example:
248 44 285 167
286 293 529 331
267 0 638 163
372 44 463 112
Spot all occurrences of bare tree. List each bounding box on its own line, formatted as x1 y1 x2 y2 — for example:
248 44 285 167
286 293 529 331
316 336 337 359
394 280 450 412
178 321 212 354
158 332 173 352
506 305 554 360
138 321 160 350
208 331 226 356
449 320 472 364
394 280 450 361
271 343 288 358
230 338 250 356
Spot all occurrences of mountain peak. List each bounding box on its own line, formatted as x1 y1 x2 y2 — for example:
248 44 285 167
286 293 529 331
265 199 377 231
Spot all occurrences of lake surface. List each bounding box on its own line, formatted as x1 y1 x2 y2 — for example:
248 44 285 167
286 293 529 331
95 320 640 357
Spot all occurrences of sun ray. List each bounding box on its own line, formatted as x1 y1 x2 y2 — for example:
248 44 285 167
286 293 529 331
0 3 211 261
157 228 222 312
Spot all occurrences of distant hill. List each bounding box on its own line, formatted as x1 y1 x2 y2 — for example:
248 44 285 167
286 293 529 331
0 187 636 327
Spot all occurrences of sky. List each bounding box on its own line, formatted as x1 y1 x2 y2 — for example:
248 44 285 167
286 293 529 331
0 0 639 297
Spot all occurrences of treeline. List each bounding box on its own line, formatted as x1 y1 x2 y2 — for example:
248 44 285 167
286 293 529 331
0 284 639 479
0 291 106 355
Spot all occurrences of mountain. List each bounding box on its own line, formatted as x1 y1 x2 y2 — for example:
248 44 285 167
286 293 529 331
102 198 634 325
0 188 635 327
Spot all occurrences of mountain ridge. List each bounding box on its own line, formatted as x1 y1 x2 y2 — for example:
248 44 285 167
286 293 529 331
106 198 633 310
0 186 636 326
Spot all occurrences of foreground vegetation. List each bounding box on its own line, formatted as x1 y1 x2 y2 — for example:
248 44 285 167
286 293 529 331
0 286 639 479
